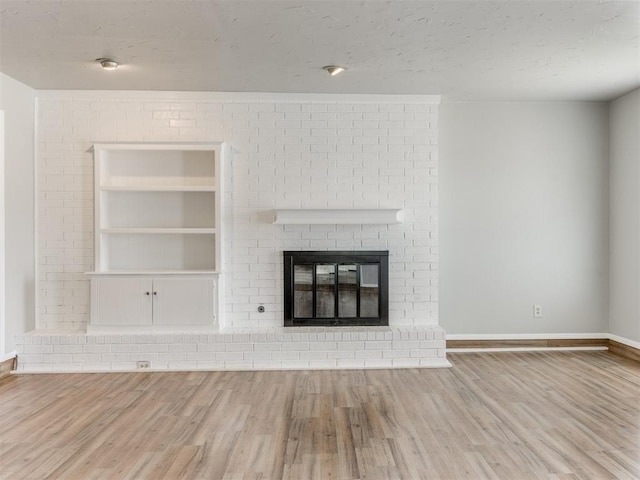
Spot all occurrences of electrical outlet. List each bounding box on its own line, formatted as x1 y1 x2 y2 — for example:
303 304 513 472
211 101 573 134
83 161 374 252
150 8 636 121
136 361 151 369
533 305 543 318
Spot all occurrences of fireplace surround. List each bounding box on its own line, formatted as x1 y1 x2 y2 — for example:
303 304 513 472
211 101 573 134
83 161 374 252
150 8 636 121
284 251 389 327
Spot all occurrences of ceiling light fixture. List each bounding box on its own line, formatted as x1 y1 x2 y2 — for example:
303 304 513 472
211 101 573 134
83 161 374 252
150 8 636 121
323 65 346 76
96 58 119 70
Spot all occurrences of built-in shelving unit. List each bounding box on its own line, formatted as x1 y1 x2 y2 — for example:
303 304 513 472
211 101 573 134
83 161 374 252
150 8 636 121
272 208 403 225
87 142 224 332
92 143 223 273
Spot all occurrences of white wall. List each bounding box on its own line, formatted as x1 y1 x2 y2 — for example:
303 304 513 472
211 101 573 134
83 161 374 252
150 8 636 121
23 90 629 340
440 101 609 335
36 91 439 331
0 109 4 354
609 88 640 343
0 73 36 352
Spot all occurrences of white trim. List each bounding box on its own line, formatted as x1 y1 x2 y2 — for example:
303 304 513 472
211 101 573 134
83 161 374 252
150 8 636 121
447 346 608 353
13 360 453 375
86 271 221 277
100 185 216 192
608 334 640 350
91 141 223 151
101 227 217 235
446 333 640 354
0 110 4 355
86 325 219 334
446 333 609 340
35 90 441 104
33 98 39 330
0 350 16 363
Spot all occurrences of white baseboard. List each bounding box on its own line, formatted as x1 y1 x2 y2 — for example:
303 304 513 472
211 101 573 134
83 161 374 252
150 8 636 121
446 333 609 340
0 351 16 363
446 332 640 355
608 334 640 350
448 346 608 353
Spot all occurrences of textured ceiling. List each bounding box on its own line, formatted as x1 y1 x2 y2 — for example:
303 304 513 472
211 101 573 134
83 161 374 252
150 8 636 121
0 0 638 101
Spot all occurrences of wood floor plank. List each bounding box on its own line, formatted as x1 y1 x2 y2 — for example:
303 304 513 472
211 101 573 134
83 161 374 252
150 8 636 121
0 351 639 479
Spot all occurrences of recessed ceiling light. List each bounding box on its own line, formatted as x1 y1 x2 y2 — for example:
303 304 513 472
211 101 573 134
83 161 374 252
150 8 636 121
95 58 119 70
323 65 346 76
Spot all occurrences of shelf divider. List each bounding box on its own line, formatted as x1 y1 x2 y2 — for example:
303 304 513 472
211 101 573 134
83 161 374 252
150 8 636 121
101 228 216 235
100 185 216 192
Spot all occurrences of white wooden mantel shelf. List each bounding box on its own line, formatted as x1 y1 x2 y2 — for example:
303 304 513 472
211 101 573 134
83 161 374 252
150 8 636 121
272 208 403 225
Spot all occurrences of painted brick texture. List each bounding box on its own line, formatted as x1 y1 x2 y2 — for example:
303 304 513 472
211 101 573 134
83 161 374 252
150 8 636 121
14 326 449 372
36 92 439 330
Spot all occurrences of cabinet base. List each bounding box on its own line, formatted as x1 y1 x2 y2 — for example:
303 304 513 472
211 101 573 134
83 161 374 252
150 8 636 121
87 325 219 334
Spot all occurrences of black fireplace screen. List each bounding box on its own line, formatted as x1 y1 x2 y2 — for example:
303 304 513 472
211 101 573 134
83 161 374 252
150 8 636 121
284 251 389 326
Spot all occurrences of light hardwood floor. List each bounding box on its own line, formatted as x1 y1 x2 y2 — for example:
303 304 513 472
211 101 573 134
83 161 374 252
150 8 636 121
0 351 638 479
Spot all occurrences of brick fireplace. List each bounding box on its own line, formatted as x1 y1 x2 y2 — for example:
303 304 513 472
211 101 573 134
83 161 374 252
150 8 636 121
12 91 448 373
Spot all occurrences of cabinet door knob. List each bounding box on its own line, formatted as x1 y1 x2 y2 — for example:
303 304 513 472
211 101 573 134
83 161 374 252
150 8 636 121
145 292 150 296
153 291 158 296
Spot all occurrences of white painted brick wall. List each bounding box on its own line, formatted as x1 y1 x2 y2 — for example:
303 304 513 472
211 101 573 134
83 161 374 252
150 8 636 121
36 92 439 331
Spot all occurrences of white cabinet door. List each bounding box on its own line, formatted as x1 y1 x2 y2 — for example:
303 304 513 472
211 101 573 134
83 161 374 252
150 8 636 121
94 278 153 326
151 278 215 326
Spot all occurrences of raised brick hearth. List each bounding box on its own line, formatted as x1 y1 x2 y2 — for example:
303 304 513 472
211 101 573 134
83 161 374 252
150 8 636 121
14 326 449 372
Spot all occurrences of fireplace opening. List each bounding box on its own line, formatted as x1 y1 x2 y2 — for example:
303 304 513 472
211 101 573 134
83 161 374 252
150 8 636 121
284 251 389 327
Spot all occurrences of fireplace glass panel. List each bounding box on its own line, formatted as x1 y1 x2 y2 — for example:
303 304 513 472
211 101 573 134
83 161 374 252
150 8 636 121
284 251 388 327
360 264 379 318
316 264 336 318
338 265 358 318
293 264 313 318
